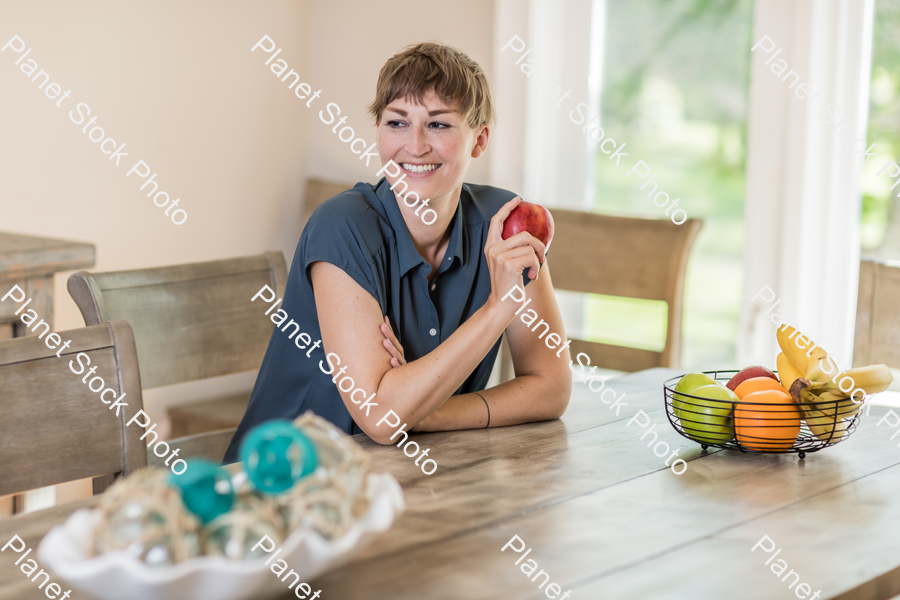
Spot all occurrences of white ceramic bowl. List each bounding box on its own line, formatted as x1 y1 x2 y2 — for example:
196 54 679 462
38 473 404 600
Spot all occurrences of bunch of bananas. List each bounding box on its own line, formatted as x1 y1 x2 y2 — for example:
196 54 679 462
776 325 893 442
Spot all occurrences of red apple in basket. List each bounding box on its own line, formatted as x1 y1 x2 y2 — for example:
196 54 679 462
501 200 554 251
726 365 778 391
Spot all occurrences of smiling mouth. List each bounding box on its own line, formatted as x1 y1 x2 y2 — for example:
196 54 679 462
400 163 442 174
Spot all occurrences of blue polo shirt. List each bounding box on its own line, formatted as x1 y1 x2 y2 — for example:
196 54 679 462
224 177 521 462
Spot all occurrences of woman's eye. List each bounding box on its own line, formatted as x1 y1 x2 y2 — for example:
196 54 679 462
385 120 449 129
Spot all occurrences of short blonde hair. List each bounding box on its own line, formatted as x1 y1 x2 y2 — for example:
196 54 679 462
367 42 495 129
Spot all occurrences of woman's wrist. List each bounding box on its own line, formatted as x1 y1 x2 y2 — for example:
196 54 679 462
481 292 519 327
411 408 441 432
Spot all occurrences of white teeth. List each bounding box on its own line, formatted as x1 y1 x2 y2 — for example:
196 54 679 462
401 163 439 173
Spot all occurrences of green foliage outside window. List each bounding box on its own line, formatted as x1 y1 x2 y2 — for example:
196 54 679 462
863 0 900 257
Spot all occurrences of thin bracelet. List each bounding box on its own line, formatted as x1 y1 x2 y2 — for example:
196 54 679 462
475 392 490 428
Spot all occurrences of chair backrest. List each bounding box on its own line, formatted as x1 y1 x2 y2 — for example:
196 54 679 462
147 428 236 468
0 321 146 496
302 178 355 225
853 257 900 369
67 252 287 389
548 209 702 371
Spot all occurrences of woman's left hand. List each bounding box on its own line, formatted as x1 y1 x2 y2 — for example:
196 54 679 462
380 315 406 368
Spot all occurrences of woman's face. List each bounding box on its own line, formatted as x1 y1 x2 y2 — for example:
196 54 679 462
376 90 488 212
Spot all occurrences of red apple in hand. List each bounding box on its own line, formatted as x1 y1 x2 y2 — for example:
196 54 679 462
501 201 554 250
726 365 778 391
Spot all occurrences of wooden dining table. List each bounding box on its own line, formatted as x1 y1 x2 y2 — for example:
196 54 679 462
3 367 900 599
0 231 96 340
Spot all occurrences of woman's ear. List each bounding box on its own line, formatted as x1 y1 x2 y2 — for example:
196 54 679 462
471 124 491 158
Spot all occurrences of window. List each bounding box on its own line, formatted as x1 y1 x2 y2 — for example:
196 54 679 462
863 0 900 260
585 0 754 369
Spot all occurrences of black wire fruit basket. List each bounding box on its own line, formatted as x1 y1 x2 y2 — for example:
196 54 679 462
663 370 862 459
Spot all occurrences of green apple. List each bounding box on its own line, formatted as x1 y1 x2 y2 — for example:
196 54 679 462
675 383 738 444
672 372 718 421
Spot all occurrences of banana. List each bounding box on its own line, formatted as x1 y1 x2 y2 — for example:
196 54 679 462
788 378 856 440
777 352 804 397
806 363 893 396
803 387 865 421
805 362 835 383
790 378 836 418
835 398 864 420
774 325 887 443
776 325 829 376
804 387 866 419
803 406 851 442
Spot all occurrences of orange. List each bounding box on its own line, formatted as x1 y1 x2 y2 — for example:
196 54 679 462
734 376 786 399
734 389 801 451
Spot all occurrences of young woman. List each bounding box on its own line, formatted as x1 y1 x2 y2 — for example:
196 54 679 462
225 42 571 459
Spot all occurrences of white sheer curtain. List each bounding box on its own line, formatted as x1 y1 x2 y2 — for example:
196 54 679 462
522 0 601 210
490 1 602 380
491 0 601 208
739 0 875 367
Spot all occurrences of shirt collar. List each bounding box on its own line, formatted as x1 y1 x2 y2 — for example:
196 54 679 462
373 178 466 277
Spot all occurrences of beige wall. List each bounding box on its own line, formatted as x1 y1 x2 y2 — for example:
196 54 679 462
0 0 313 444
0 0 497 450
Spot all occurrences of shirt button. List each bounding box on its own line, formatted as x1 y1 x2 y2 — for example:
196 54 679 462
429 328 437 336
431 283 436 291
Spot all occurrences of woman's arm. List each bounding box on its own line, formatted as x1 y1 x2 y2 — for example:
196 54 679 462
406 260 572 432
311 197 548 444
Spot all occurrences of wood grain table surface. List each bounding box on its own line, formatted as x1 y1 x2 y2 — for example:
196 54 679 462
3 367 900 600
0 232 95 282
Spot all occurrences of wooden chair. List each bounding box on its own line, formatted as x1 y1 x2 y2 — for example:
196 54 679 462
67 252 288 436
165 397 249 437
500 210 702 379
853 258 900 369
147 428 236 467
0 321 146 497
302 178 355 226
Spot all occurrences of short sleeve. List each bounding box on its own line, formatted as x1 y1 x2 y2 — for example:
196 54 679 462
299 191 384 302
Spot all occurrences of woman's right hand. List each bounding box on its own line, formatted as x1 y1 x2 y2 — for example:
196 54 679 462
483 196 547 314
381 315 406 368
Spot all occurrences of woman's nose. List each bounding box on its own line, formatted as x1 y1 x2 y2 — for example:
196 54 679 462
407 125 429 155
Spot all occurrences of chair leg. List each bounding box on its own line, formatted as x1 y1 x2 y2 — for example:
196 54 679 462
499 333 515 383
92 473 117 496
0 494 14 517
